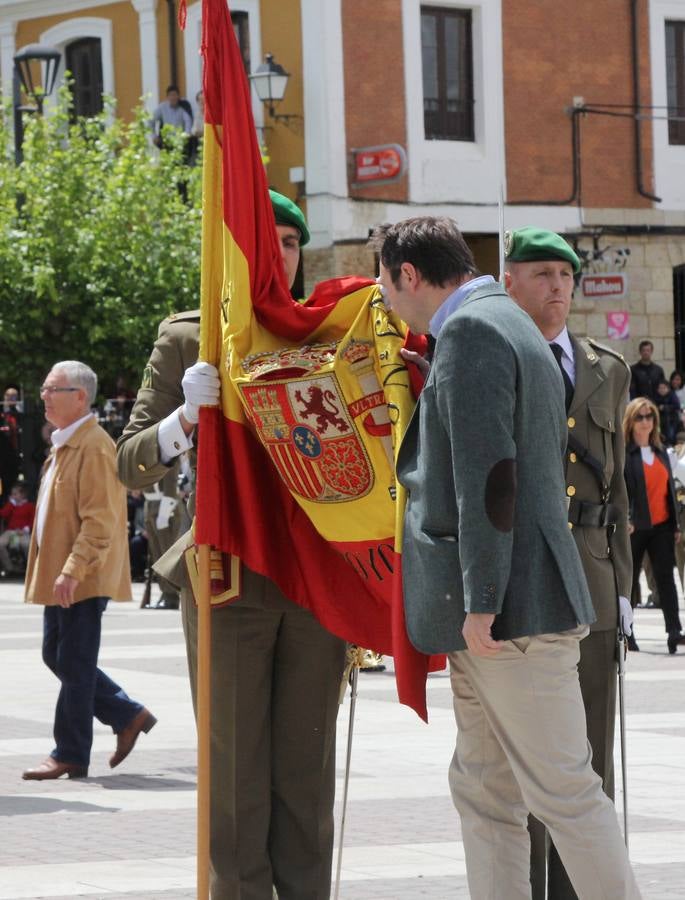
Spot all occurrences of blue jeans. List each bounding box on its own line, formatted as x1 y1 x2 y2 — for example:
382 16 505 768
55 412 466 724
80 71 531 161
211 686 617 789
42 597 143 766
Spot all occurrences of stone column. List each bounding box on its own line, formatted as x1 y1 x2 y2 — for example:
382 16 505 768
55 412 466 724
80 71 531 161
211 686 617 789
132 0 160 112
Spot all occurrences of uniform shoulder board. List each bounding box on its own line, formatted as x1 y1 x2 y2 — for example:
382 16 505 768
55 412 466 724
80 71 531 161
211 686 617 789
166 308 201 324
586 337 627 364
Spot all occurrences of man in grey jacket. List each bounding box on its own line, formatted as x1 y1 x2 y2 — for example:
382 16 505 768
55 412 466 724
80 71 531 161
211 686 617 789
374 217 640 899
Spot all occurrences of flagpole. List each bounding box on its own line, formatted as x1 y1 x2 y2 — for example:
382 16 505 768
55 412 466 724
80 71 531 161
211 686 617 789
196 542 212 899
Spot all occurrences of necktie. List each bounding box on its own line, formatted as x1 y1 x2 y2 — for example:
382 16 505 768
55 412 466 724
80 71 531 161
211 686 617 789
550 342 574 413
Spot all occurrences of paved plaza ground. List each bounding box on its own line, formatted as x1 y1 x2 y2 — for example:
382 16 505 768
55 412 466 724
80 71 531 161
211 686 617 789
1 578 685 899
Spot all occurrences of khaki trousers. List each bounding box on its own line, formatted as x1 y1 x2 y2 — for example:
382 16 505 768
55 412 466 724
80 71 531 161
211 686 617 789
448 627 640 900
529 628 618 899
181 582 346 900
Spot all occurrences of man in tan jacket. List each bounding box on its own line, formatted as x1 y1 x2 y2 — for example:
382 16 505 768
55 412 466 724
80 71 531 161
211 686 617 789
23 361 155 781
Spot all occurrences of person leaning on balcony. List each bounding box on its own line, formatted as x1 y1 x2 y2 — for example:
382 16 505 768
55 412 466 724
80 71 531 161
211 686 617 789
117 192 347 900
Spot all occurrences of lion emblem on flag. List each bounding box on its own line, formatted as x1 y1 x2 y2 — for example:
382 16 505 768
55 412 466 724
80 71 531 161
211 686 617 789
240 374 373 502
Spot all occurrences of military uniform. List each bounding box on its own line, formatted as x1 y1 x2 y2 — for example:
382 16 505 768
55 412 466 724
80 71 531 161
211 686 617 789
530 335 631 900
117 311 346 900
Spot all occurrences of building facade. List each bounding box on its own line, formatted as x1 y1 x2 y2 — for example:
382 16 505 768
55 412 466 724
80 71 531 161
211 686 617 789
1 0 684 372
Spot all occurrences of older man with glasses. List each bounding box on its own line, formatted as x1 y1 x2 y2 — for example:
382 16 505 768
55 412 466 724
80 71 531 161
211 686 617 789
22 361 155 781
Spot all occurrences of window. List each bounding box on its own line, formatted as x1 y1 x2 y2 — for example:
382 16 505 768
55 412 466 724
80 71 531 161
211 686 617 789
421 6 474 141
232 11 250 74
666 20 685 145
66 38 103 118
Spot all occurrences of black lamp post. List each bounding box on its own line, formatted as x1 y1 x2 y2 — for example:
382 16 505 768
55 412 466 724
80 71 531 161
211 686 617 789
13 43 61 163
248 53 295 123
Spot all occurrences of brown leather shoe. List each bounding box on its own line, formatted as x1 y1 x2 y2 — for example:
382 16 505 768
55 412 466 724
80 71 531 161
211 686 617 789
110 708 157 769
22 757 88 780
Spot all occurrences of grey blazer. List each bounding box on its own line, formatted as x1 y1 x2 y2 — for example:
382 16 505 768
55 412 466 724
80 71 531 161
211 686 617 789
397 284 594 654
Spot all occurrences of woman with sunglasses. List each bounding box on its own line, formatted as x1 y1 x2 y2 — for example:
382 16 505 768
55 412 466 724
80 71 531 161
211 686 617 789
624 397 685 654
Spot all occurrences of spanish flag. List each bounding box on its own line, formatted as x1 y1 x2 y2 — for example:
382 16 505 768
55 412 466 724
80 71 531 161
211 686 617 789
194 0 441 720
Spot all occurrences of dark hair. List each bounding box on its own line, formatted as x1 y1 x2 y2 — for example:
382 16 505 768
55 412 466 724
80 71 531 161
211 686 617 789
670 370 684 387
166 84 180 95
638 340 653 351
10 482 27 496
369 217 477 288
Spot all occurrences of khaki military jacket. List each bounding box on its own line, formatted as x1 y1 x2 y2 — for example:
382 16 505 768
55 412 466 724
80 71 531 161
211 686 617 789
117 311 200 591
565 335 632 631
117 312 294 611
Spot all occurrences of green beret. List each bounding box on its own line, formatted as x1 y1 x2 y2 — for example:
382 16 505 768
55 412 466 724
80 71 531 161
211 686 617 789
269 190 310 246
504 226 580 274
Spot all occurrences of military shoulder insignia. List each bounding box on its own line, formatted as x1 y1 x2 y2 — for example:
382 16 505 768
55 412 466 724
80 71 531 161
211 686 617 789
167 309 201 324
141 363 153 390
587 337 626 363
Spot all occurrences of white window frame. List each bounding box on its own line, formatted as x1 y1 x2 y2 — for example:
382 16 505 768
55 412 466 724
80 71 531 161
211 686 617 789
650 1 685 208
39 17 114 115
401 0 505 204
183 0 263 127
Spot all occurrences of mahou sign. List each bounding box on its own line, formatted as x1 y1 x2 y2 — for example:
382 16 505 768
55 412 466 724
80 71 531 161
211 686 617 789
351 144 407 187
580 273 628 301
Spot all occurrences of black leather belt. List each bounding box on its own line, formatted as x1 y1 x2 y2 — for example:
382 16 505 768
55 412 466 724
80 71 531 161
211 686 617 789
568 497 620 528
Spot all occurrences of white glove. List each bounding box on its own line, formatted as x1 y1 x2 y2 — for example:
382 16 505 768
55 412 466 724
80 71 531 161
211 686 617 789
619 595 634 636
181 361 220 425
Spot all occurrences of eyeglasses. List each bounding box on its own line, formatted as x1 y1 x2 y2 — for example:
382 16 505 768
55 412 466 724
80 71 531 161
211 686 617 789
39 386 80 397
634 412 655 422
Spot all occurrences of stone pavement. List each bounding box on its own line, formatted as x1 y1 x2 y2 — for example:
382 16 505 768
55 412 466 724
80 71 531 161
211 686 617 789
1 578 685 899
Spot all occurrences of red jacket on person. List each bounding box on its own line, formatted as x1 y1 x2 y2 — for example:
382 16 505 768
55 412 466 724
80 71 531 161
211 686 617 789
0 500 35 531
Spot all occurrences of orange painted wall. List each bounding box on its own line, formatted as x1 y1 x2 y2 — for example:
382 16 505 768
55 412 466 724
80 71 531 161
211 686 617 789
15 2 142 120
503 0 654 208
342 0 408 202
259 0 305 202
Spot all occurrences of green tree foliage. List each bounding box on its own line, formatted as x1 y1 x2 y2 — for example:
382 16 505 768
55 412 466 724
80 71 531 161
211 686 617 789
0 91 202 397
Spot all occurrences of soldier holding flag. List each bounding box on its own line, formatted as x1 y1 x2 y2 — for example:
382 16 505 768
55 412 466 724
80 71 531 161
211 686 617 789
118 192 347 900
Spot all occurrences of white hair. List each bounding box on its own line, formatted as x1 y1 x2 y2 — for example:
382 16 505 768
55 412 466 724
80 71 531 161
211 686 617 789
51 361 98 405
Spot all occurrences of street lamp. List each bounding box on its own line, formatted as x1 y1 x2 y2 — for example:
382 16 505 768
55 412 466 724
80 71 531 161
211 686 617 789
13 43 61 164
14 43 61 114
249 53 298 124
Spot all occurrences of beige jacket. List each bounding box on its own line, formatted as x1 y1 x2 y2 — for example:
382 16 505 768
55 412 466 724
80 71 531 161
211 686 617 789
24 417 132 605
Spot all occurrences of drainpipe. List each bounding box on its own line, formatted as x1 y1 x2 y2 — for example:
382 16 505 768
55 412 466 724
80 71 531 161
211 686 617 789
630 0 661 202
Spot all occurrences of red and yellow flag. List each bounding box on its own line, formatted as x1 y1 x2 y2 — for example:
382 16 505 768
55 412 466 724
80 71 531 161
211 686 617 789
194 0 441 720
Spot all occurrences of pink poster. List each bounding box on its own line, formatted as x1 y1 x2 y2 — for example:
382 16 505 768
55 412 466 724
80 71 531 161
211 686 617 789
606 311 629 340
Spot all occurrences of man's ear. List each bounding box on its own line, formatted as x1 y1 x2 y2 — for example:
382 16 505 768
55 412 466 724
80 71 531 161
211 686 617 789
400 261 419 290
503 269 513 293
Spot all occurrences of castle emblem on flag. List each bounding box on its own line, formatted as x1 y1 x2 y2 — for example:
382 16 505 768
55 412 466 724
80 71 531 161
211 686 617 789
240 374 374 502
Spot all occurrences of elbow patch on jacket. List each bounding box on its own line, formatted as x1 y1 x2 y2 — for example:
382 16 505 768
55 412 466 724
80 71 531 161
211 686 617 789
485 459 517 532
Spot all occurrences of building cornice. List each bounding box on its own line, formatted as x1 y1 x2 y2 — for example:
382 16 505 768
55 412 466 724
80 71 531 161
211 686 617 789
0 0 123 25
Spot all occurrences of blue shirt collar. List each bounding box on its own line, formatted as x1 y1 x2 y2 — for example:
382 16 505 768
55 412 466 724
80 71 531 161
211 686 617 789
428 275 497 338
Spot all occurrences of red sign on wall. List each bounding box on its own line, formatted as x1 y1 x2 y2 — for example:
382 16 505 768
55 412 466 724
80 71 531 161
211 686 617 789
580 273 628 300
351 144 407 186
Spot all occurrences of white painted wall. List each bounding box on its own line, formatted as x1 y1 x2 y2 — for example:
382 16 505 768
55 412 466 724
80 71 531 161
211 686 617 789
300 0 348 249
649 0 685 209
401 0 506 205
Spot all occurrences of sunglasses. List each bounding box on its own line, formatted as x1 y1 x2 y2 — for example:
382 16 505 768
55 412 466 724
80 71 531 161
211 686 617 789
634 412 655 422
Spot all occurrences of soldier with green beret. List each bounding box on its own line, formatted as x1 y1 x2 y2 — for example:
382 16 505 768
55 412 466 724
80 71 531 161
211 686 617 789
505 226 633 900
117 192 346 900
